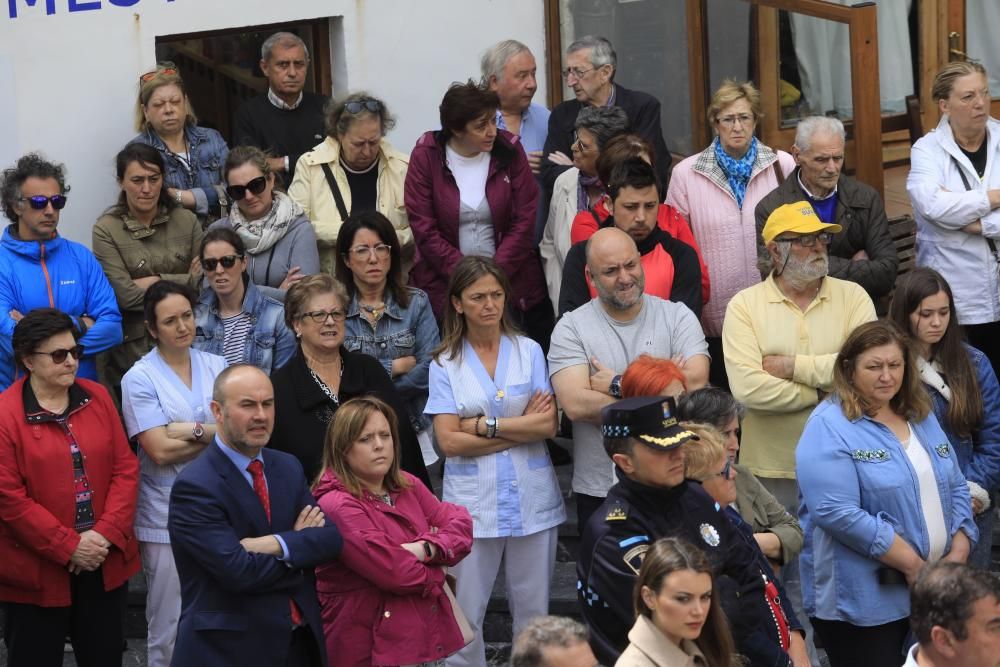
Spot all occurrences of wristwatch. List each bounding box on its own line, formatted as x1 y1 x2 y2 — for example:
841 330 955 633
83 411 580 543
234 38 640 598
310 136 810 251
485 416 498 439
422 541 433 561
609 374 623 399
192 422 205 442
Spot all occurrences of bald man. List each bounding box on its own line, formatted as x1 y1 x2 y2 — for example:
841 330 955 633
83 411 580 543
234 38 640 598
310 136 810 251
547 228 710 528
168 364 342 667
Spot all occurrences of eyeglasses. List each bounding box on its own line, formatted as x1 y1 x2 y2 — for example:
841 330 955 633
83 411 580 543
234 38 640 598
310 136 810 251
571 133 594 153
19 195 67 210
31 345 84 364
347 244 391 260
202 255 244 271
300 309 346 323
776 232 833 247
140 61 178 82
703 460 734 482
561 67 595 80
344 99 381 114
225 176 268 201
718 113 754 128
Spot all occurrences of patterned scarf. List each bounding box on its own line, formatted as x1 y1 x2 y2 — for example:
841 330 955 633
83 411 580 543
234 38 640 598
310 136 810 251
714 136 758 209
577 173 603 212
229 191 304 256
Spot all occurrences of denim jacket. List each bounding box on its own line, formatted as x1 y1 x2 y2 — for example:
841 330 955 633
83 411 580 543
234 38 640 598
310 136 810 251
131 124 229 218
796 398 978 626
343 287 439 428
193 278 295 374
926 344 1000 492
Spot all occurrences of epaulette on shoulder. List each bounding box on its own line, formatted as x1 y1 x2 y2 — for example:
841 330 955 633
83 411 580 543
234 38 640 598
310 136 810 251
605 500 628 522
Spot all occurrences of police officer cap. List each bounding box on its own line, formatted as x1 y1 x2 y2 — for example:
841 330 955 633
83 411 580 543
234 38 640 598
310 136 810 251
601 396 699 451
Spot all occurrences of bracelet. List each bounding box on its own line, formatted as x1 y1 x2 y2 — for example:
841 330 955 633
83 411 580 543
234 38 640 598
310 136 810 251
474 415 483 437
175 189 184 205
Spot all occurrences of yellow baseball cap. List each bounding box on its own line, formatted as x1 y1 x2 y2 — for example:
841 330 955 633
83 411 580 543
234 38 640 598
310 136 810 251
761 201 842 245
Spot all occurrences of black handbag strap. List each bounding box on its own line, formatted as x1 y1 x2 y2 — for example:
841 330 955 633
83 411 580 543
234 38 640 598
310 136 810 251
320 163 350 220
951 155 999 257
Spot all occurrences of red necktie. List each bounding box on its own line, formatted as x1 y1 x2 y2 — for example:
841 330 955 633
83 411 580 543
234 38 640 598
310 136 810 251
247 460 304 627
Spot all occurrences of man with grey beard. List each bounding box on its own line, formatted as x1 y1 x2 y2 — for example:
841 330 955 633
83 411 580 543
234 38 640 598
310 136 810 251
548 227 709 529
723 201 875 665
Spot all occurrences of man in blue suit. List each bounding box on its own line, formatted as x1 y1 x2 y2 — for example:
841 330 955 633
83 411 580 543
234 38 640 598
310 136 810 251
168 364 342 667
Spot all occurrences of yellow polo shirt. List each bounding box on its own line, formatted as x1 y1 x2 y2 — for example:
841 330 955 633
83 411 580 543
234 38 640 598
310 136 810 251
722 274 876 479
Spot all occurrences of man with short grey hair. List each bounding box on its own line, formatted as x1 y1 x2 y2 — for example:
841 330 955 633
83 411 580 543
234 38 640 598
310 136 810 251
233 31 328 181
510 616 598 667
482 39 551 241
755 115 898 306
541 35 671 197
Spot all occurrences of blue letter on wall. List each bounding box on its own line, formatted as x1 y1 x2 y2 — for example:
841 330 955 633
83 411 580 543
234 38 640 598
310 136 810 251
68 0 101 10
8 0 57 17
108 0 141 5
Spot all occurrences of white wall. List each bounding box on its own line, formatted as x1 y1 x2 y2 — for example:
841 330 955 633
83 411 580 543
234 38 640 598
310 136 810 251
0 0 548 245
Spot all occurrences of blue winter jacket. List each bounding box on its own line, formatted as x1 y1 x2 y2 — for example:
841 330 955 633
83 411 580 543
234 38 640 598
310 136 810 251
131 124 229 218
193 277 295 375
0 226 123 389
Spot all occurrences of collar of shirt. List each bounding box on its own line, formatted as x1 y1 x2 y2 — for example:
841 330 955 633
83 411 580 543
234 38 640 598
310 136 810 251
605 83 617 107
797 170 838 201
268 88 304 111
216 436 264 487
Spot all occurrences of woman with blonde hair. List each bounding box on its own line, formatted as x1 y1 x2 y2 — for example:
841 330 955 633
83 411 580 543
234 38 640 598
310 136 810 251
617 537 739 667
312 395 473 666
130 61 229 225
666 80 794 388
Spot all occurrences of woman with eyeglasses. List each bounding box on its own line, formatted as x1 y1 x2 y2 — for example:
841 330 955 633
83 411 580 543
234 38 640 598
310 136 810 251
538 106 629 311
206 146 319 291
289 92 413 276
0 308 139 667
130 62 230 226
93 142 203 405
796 320 977 667
269 273 431 488
335 211 440 465
192 227 296 374
666 80 795 390
405 80 552 346
121 281 226 667
909 61 1000 372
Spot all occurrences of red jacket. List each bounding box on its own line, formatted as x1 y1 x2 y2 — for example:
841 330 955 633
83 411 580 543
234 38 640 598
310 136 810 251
314 470 473 666
0 377 140 606
571 198 712 304
405 129 546 318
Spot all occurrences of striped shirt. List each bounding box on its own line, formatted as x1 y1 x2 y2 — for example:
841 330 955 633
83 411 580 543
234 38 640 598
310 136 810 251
221 312 254 366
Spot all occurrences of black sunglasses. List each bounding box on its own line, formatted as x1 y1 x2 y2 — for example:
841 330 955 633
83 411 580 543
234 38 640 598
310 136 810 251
32 345 84 364
202 255 244 271
344 99 381 114
225 176 268 201
20 195 67 210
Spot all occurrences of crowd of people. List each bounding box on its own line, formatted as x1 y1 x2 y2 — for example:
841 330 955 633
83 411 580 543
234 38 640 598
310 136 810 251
0 26 999 667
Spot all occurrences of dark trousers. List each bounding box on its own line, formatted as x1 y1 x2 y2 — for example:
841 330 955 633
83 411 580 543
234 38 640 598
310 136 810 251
3 569 127 667
576 493 606 540
811 617 910 667
512 298 556 356
285 625 324 667
965 321 1000 376
706 336 730 391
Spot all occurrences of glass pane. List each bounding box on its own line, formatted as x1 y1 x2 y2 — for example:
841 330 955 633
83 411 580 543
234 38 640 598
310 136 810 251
559 0 692 154
707 0 752 91
966 4 1000 97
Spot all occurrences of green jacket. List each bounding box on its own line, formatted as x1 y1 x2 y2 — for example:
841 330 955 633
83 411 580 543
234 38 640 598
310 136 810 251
734 463 804 565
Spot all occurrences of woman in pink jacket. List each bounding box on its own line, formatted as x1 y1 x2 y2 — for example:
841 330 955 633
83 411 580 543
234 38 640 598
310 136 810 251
313 395 473 666
665 80 794 390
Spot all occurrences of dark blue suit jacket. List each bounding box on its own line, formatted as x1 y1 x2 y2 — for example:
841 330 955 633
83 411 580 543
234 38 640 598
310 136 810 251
168 442 342 667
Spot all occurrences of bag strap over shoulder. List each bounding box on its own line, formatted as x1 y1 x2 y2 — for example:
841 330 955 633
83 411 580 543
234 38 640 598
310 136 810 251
320 163 350 220
951 155 999 258
771 158 785 185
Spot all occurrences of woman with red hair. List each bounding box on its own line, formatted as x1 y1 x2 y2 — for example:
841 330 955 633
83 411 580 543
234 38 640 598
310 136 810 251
620 354 687 399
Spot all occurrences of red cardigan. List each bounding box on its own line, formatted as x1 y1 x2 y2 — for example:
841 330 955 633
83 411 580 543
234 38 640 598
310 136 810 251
570 198 711 304
0 377 140 606
314 470 473 666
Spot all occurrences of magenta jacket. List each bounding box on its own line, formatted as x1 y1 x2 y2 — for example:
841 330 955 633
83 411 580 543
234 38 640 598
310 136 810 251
404 129 545 318
314 470 473 666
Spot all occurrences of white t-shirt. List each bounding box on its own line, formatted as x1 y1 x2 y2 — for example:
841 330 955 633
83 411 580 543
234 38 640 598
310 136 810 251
445 145 490 208
905 425 948 562
547 295 710 497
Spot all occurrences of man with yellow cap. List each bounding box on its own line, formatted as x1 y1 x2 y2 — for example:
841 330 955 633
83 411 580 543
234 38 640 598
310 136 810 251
722 200 876 663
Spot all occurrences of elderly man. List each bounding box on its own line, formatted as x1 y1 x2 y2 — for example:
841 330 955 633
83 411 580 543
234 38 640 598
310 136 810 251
548 227 709 529
510 616 599 667
541 35 671 196
576 396 809 667
755 116 898 307
168 365 342 667
0 153 121 390
232 32 328 181
905 561 1000 667
483 39 551 242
